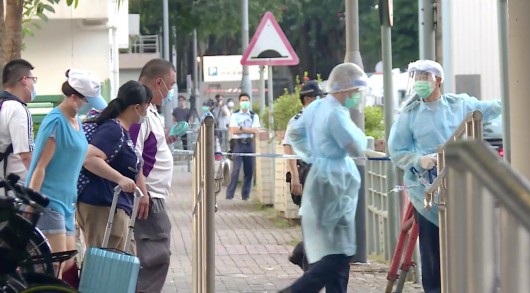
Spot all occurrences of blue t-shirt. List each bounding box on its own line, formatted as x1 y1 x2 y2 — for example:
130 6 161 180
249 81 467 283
78 120 141 216
26 107 88 218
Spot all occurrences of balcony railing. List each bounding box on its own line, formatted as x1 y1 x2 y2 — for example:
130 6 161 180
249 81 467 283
127 35 159 54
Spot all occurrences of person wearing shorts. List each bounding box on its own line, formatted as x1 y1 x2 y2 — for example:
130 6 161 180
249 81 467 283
26 69 107 285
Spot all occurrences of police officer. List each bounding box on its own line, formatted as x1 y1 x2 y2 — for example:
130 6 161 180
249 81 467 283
283 80 322 271
226 93 260 200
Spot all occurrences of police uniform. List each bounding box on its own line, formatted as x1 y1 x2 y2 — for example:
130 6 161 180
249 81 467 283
226 109 260 200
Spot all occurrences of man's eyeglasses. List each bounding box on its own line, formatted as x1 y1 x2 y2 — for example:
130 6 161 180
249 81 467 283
19 76 38 84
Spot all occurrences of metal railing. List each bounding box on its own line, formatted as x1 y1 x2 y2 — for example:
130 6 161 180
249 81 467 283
423 110 483 291
441 140 530 293
191 116 216 293
129 35 159 54
365 157 402 262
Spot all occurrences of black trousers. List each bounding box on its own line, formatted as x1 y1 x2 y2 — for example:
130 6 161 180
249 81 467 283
414 209 441 293
281 254 351 293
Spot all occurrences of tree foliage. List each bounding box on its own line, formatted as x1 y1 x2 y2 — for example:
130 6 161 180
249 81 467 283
130 0 419 88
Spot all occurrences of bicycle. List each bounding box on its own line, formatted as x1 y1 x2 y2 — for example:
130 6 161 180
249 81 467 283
385 167 437 293
0 174 78 292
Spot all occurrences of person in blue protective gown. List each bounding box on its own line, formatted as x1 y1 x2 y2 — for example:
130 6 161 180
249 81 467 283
388 59 502 293
279 63 368 293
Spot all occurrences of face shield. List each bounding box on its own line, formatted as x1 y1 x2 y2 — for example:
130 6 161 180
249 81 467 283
399 70 437 109
326 63 368 111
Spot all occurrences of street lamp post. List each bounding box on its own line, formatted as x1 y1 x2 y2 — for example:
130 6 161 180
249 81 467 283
240 0 252 97
344 0 367 264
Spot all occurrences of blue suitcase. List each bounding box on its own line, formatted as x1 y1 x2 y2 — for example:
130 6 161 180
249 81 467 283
79 187 144 293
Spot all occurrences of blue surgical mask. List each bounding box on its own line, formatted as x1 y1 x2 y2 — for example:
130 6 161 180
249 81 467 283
136 109 147 124
160 80 175 106
240 101 250 110
27 84 37 101
413 81 434 99
344 92 361 108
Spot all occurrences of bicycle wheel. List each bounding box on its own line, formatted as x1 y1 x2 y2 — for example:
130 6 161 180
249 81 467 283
19 285 77 293
0 275 27 293
19 273 77 293
0 228 54 276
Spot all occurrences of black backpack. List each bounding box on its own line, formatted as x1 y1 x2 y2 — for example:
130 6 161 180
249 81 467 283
0 95 25 175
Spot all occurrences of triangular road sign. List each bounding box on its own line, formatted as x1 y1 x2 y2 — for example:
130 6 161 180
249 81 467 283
241 12 299 66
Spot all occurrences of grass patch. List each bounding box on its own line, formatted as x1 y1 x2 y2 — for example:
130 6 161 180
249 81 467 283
251 201 300 229
368 253 390 264
287 238 301 246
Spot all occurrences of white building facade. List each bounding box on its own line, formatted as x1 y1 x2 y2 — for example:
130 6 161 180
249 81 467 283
22 0 129 100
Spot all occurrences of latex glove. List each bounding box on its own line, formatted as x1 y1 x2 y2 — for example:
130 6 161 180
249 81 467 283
419 155 437 170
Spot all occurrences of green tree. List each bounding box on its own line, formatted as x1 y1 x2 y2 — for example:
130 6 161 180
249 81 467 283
129 0 284 87
130 0 419 89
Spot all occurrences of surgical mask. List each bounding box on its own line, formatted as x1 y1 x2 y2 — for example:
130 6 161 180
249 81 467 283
201 106 210 112
76 99 88 114
136 109 147 124
27 84 37 101
160 80 175 105
413 81 434 99
240 101 250 110
227 101 235 108
344 92 361 109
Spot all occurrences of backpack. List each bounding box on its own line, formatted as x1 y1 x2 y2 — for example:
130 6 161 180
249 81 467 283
77 119 125 195
0 95 25 175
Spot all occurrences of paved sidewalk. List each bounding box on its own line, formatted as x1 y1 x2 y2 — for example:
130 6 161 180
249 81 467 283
162 163 423 292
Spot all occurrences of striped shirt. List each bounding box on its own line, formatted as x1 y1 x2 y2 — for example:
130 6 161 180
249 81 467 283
0 91 34 182
130 104 173 199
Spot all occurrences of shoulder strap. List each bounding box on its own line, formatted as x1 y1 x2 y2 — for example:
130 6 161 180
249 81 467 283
0 95 21 175
0 96 22 109
0 144 14 175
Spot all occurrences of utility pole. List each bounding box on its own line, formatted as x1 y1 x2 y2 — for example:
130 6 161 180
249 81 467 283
162 0 172 128
240 0 252 98
380 0 400 266
419 0 435 60
344 0 366 264
193 29 199 98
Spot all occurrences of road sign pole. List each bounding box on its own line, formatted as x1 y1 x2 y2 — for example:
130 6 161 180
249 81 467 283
268 65 275 200
260 65 266 117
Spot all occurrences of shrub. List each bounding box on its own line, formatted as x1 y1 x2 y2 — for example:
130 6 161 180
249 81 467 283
365 105 385 139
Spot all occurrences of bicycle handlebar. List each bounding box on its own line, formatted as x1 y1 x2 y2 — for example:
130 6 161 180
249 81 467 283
1 174 50 208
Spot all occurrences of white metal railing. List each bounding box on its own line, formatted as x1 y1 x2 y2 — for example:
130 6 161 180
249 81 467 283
129 35 159 54
442 140 530 293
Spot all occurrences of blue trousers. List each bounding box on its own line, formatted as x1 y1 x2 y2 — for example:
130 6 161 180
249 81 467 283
280 254 351 293
226 140 254 199
415 209 441 293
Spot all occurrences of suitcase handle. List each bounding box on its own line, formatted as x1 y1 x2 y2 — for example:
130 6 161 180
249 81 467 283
101 186 144 252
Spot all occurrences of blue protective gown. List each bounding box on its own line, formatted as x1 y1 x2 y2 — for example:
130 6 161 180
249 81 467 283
288 94 367 264
388 93 502 225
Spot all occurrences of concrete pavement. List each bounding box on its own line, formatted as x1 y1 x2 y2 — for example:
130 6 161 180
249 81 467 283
162 163 423 292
